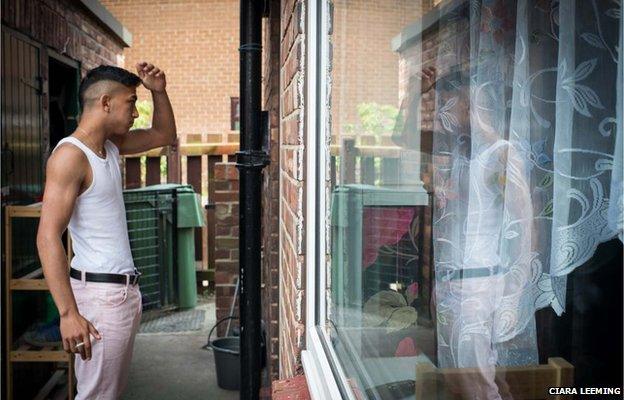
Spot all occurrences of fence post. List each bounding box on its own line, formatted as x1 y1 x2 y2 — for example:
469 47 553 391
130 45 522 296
341 137 356 184
146 156 161 186
167 139 181 183
207 155 220 275
330 155 337 188
187 152 203 265
124 157 141 189
361 157 375 185
381 157 399 185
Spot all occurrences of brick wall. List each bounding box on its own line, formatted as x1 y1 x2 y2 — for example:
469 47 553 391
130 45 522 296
1 0 125 162
213 161 240 336
2 0 125 75
100 0 240 142
261 0 282 384
331 0 427 137
278 0 306 379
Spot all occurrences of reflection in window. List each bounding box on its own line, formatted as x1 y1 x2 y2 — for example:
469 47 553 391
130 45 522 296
231 97 240 131
325 1 623 399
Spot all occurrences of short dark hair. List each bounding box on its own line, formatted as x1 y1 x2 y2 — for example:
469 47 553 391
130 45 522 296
79 65 141 111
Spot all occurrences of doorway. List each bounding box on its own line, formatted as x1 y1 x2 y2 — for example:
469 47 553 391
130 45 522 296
48 53 79 151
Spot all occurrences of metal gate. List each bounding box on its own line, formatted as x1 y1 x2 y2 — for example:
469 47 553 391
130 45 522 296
1 26 43 206
124 188 178 311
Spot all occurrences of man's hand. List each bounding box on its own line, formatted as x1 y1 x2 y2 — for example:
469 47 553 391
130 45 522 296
417 66 437 94
60 310 101 361
136 62 166 93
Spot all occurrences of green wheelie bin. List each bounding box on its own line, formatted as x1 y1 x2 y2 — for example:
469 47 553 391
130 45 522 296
123 184 204 309
172 184 204 308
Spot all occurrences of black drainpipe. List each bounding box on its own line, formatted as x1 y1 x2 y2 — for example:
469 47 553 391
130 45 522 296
238 0 268 399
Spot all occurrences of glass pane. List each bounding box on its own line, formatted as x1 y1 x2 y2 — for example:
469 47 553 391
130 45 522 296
323 1 623 399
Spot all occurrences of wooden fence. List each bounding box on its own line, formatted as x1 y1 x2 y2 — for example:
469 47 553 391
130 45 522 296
122 139 239 280
330 136 407 187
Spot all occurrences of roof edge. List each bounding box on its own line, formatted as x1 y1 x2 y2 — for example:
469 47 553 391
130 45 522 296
79 0 132 47
391 0 466 53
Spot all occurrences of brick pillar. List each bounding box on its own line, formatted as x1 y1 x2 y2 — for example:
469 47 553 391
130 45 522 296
278 0 307 379
261 0 282 384
214 161 240 336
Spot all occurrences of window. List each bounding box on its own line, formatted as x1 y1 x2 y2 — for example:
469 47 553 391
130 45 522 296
231 97 240 131
307 1 624 399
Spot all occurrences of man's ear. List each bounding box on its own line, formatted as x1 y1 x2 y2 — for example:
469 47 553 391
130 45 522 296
100 94 112 113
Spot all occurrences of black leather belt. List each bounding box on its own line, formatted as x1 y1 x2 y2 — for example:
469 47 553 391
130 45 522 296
440 265 504 281
70 267 141 285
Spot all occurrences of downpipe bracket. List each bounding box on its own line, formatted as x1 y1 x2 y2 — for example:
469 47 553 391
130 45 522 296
239 43 262 53
235 150 270 170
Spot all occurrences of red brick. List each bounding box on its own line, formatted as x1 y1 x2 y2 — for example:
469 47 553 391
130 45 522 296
101 0 239 141
272 375 310 400
213 190 239 203
215 271 237 285
215 163 239 181
214 180 232 191
215 226 233 237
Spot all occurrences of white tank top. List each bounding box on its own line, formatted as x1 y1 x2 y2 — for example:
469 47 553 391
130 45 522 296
462 140 507 269
53 136 135 274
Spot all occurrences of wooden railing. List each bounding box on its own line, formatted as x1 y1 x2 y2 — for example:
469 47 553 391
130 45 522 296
122 139 239 279
329 135 433 188
123 141 239 188
330 137 404 187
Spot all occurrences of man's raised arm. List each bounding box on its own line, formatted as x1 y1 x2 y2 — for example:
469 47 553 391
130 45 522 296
112 62 177 155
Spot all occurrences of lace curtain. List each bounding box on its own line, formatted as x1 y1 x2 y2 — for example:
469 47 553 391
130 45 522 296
427 0 623 378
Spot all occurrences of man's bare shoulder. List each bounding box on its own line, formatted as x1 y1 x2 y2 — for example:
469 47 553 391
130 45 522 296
46 143 88 182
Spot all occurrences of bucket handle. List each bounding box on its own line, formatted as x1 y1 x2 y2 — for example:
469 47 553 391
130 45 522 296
203 316 238 350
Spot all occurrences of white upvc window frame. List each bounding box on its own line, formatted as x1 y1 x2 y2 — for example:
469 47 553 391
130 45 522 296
301 0 357 399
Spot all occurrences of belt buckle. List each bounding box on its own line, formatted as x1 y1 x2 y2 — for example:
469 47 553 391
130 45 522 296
132 270 142 285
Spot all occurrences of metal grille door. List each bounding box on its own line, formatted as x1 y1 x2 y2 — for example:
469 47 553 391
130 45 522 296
124 189 176 310
1 27 43 205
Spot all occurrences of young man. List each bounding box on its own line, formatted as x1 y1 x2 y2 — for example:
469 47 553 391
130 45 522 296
37 63 176 399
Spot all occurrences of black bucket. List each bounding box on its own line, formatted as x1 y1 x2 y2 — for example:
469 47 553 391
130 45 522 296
207 317 240 390
212 336 240 390
205 316 267 391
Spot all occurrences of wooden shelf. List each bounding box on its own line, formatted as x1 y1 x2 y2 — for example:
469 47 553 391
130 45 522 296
10 333 69 363
11 345 69 362
5 203 42 217
5 204 74 399
11 350 68 362
10 278 49 291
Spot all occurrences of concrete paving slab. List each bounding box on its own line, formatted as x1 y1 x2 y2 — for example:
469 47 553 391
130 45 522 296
121 298 239 400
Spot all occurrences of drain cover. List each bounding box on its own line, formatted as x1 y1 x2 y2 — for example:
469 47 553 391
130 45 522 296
139 309 206 333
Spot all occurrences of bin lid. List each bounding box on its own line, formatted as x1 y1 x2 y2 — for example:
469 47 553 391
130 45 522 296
177 191 204 228
124 184 204 227
124 183 193 193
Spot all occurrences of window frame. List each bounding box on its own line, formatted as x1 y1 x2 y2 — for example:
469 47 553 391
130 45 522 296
301 1 624 398
301 0 357 399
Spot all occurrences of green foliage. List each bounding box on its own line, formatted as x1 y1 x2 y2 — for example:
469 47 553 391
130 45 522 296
131 101 167 181
132 100 153 130
352 103 399 143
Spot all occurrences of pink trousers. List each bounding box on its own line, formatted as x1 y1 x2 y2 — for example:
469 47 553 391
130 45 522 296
70 276 142 400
